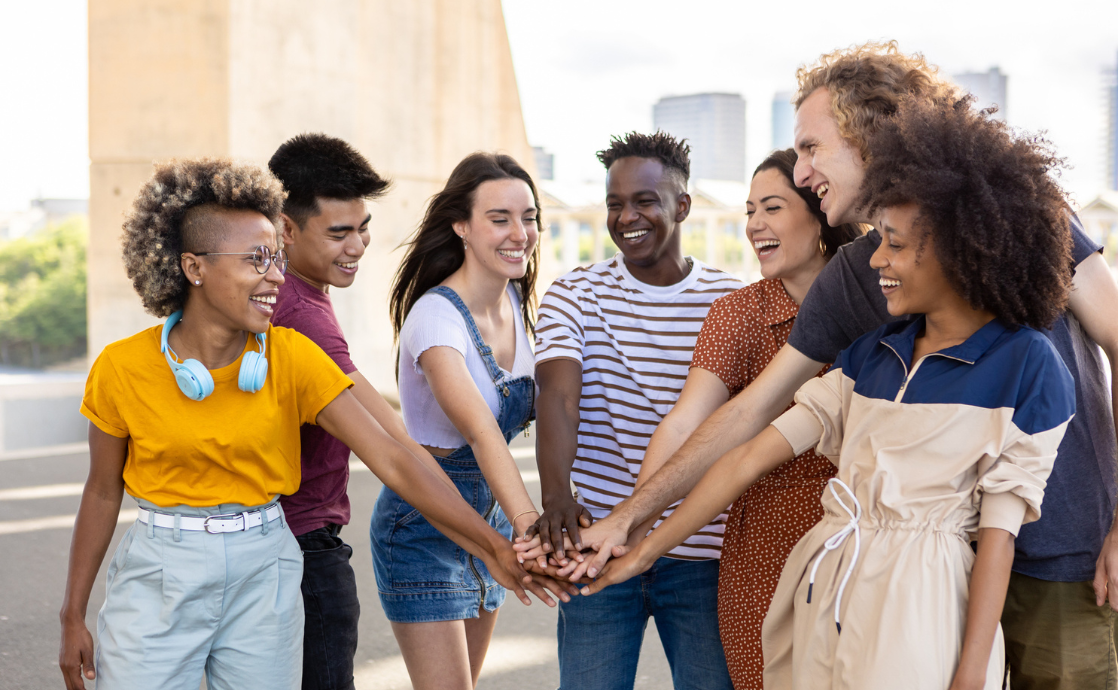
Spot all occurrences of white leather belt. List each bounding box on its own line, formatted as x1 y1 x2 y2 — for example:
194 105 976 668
137 504 282 534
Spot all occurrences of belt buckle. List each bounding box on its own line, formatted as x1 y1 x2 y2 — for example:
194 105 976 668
203 513 242 534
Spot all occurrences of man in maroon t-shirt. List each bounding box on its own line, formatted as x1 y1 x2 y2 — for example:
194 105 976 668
268 133 409 690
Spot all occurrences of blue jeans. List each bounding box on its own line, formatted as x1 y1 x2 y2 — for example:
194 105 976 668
297 525 359 690
557 557 731 690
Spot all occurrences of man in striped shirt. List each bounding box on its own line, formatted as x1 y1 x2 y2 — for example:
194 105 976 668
529 131 742 689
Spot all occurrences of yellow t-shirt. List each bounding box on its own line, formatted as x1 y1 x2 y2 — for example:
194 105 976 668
81 323 353 507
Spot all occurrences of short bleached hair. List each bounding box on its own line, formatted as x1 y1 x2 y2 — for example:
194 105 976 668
122 158 286 316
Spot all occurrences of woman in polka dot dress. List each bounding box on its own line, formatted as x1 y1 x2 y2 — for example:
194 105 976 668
679 149 862 688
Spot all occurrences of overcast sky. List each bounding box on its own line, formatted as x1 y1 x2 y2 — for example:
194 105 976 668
0 1 1115 213
503 0 1118 207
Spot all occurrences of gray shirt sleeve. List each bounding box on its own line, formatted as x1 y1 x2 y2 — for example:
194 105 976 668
787 230 903 364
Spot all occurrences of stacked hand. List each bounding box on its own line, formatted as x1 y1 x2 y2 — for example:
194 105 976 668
513 504 656 595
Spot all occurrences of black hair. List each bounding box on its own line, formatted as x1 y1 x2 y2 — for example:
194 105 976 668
859 97 1072 329
389 152 540 344
596 131 691 183
753 149 865 256
267 133 390 226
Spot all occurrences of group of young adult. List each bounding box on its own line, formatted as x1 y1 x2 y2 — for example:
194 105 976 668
58 40 1118 690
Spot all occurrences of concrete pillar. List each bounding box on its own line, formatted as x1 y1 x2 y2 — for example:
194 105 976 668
89 0 537 394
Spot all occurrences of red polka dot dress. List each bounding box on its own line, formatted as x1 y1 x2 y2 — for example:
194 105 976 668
691 278 834 690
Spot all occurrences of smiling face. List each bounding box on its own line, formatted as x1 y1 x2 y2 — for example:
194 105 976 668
869 203 957 317
793 88 868 227
182 208 285 334
746 167 826 282
605 156 688 269
282 198 370 291
454 178 539 281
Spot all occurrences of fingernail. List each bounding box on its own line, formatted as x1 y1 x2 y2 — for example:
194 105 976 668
581 587 590 595
575 542 582 550
588 568 597 577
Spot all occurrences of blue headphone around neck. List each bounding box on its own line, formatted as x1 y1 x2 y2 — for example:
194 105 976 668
160 310 269 401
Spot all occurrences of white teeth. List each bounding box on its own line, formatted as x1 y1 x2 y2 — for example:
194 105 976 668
498 249 525 259
622 229 650 239
250 295 276 305
753 239 780 250
816 183 829 199
879 278 901 288
336 261 358 269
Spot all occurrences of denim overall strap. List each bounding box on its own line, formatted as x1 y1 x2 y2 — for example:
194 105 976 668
426 286 505 382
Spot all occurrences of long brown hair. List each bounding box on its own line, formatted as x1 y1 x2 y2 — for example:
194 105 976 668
753 149 865 256
390 152 541 342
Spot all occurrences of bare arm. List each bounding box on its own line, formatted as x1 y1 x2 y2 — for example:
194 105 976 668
1067 255 1118 610
949 528 1016 690
418 347 539 537
59 424 128 690
571 344 823 576
317 389 554 606
580 426 795 594
521 358 592 554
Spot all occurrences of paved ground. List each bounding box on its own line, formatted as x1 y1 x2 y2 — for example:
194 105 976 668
0 428 676 689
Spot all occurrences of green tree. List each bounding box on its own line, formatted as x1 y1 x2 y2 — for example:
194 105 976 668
0 218 88 368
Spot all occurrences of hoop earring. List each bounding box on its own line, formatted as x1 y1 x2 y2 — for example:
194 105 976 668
818 236 827 257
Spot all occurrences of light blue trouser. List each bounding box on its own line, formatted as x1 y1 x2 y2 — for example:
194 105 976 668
94 499 304 690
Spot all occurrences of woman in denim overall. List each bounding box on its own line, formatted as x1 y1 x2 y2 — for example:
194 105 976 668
374 152 564 690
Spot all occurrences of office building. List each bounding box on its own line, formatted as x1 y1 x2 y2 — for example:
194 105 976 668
533 146 555 181
653 93 746 182
953 67 1008 121
1106 52 1117 191
772 91 795 150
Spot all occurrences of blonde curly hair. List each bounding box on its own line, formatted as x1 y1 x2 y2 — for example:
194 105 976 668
794 41 961 161
122 158 286 317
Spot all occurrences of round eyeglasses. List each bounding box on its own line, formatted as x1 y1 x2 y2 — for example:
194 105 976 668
187 246 289 275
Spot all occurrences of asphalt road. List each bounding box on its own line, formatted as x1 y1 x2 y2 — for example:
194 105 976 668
0 429 676 690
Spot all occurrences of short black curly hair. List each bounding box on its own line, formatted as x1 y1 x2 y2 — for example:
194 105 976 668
268 133 390 226
858 97 1072 330
122 158 286 317
596 131 691 184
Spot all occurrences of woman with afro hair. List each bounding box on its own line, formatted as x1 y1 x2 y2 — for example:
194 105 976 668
57 159 560 690
580 98 1078 689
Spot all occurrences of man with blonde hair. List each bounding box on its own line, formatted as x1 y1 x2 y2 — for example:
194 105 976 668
574 42 1118 689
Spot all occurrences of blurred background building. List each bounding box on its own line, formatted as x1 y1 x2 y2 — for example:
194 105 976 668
771 91 795 150
953 66 1008 121
653 93 747 182
533 146 555 180
87 0 538 397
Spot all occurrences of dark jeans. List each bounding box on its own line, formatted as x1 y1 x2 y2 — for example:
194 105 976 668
557 556 732 690
296 525 360 690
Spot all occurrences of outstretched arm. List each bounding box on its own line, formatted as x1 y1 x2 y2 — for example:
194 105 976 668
950 528 1015 690
580 425 796 594
1068 255 1118 610
59 425 128 690
317 389 561 606
570 345 822 578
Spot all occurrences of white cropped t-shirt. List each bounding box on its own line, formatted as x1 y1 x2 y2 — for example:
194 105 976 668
398 284 535 449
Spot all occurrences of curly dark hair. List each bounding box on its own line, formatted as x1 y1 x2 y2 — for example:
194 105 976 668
596 131 691 183
858 98 1072 329
122 158 286 317
390 152 540 344
268 133 390 226
753 148 865 257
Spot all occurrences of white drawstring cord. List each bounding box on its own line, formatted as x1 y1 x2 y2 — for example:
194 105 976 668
805 478 862 633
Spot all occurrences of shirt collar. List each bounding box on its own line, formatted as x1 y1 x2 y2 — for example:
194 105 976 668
879 315 1010 365
756 278 800 327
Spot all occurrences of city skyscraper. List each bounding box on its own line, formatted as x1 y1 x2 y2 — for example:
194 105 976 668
1106 52 1117 191
653 93 746 182
953 67 1008 121
772 91 795 150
